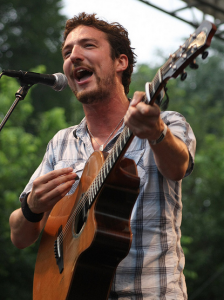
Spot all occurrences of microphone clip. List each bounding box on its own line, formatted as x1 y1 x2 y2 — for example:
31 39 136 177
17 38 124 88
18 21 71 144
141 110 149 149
15 84 34 100
0 70 34 100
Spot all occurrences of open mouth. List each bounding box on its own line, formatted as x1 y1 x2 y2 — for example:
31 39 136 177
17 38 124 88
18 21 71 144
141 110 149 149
75 68 93 83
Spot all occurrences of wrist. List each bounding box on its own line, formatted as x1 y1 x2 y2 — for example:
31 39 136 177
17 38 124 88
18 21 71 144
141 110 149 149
149 123 168 145
21 193 44 223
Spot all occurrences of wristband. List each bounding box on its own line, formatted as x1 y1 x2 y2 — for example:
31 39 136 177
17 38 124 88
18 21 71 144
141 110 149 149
149 123 168 145
21 193 44 223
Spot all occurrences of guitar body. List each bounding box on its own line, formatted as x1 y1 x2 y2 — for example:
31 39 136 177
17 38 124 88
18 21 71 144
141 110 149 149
33 151 140 300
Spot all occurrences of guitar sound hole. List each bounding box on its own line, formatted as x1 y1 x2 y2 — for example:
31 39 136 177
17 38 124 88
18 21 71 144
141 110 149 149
73 201 89 236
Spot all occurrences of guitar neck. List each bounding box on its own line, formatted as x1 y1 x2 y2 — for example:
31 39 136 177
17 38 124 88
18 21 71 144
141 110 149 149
87 125 134 208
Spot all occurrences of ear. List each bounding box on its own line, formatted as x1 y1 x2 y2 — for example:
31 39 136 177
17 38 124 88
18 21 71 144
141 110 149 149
116 54 128 73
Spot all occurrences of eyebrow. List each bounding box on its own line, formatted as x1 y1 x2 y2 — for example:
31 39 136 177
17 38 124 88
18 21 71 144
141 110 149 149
62 38 99 54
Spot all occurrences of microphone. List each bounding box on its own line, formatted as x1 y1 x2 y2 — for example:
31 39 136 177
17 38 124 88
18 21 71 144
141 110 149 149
1 70 68 91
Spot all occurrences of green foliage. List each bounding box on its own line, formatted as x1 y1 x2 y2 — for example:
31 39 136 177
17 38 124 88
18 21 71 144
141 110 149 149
0 0 76 123
0 0 66 71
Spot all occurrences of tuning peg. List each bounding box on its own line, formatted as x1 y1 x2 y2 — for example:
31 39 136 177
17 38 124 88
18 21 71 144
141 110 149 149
180 44 186 51
189 60 199 69
169 53 176 61
202 51 209 59
181 71 187 81
190 33 197 39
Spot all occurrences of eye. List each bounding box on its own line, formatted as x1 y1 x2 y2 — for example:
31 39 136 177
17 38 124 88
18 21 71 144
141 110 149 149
63 50 71 58
85 43 95 48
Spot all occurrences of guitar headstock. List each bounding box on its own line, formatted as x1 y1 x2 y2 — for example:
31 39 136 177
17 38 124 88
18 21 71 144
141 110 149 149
163 20 217 81
145 20 217 105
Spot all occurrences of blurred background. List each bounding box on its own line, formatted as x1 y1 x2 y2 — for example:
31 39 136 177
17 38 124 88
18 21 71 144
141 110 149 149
1 0 224 299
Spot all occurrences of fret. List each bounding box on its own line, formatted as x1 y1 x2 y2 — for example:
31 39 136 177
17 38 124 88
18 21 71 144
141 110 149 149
123 131 126 144
152 80 155 95
158 68 162 84
100 169 104 184
93 185 97 197
106 160 109 175
113 148 115 163
96 177 99 191
91 183 95 198
119 135 122 150
103 164 106 179
88 194 91 206
116 143 119 157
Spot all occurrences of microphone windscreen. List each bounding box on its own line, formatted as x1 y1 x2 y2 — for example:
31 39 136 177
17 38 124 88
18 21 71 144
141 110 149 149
53 73 68 91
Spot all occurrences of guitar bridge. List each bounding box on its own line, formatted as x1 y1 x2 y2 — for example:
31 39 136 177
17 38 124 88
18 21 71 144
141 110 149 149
54 225 64 274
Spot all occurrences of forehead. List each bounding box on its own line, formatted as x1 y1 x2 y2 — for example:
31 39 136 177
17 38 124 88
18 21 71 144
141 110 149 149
64 25 109 46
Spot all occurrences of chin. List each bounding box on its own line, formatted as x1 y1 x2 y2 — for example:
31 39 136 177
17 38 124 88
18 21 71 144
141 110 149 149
75 88 110 105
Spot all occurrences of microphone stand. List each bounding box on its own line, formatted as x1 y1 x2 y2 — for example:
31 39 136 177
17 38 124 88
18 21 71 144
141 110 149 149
0 75 33 132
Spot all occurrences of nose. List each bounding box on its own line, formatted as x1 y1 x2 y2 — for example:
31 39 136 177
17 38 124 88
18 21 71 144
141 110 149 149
69 45 84 63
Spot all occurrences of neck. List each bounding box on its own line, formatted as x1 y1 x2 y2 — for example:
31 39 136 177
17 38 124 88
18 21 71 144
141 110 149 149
82 92 129 150
83 93 129 137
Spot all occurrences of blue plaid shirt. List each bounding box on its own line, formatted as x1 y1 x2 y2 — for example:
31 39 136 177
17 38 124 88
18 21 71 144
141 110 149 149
20 111 196 300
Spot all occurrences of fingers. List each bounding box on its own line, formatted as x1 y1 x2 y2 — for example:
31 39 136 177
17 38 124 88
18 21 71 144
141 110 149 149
130 91 145 107
125 91 162 140
36 167 76 184
28 168 79 214
36 178 75 212
33 168 77 195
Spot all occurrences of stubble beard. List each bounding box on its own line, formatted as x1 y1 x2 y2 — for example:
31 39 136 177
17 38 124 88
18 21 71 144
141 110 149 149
71 69 117 105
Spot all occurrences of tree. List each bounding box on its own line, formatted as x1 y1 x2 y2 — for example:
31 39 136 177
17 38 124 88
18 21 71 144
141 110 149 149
0 0 79 124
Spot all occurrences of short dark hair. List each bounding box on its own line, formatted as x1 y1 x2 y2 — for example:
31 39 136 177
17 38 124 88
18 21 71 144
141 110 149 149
62 12 137 94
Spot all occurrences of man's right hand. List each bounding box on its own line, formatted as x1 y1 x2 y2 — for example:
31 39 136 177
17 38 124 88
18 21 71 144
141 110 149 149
9 167 78 249
27 167 78 214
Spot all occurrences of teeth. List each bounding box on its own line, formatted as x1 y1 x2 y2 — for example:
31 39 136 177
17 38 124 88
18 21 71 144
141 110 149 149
77 69 85 73
75 68 93 82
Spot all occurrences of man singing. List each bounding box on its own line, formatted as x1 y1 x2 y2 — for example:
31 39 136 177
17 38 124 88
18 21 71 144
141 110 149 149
10 12 196 300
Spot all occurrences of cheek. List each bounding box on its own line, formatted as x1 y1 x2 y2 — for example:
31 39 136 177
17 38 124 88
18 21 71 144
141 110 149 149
63 60 70 75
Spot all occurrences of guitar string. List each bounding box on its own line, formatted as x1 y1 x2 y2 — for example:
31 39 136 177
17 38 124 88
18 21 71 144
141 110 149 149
57 126 132 245
58 127 130 243
57 142 119 243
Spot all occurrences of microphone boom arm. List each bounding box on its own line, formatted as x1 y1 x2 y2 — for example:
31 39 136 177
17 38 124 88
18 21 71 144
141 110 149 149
0 79 33 132
0 69 68 132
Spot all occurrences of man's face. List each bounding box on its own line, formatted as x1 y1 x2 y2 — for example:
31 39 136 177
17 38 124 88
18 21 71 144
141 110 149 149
62 25 119 104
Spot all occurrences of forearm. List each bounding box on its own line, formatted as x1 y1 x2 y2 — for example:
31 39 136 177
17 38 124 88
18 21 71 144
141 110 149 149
150 126 189 181
9 208 47 249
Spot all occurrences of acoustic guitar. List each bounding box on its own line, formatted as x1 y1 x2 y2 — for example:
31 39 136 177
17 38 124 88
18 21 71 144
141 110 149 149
33 20 216 300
